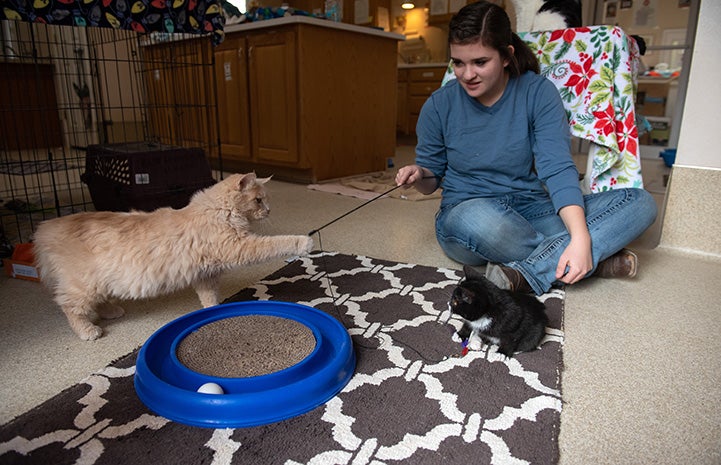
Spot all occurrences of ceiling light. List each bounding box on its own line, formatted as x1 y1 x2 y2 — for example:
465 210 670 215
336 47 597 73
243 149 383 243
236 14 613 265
401 2 415 9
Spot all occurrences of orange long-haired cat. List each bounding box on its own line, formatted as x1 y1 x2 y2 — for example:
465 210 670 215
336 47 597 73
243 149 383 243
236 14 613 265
33 172 313 340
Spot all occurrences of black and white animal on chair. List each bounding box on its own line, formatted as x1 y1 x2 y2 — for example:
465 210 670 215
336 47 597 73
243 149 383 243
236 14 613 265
509 0 582 32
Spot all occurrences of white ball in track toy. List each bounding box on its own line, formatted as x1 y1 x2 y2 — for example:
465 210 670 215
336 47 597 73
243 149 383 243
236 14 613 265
197 382 225 395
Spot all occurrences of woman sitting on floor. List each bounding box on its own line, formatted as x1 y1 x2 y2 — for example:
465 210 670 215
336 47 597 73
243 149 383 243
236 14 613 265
395 0 657 294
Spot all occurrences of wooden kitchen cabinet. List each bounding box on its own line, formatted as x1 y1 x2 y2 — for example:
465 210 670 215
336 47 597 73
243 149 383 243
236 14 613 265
214 31 298 165
428 0 496 25
0 63 62 150
397 65 447 135
214 17 403 183
214 29 298 168
396 68 409 133
346 0 391 28
636 78 675 117
247 30 298 165
146 17 402 183
214 36 252 161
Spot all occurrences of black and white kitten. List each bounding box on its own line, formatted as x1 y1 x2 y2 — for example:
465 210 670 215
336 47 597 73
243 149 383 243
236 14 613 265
509 0 582 33
448 265 548 357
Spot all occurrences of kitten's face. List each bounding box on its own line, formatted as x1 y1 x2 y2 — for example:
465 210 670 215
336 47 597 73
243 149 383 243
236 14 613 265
449 281 490 321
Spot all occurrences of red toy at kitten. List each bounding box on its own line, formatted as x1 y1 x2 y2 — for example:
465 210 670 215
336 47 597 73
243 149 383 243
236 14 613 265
33 172 313 340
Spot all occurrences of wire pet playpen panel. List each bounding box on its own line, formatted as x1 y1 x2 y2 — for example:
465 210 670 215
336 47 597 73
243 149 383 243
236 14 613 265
0 21 220 249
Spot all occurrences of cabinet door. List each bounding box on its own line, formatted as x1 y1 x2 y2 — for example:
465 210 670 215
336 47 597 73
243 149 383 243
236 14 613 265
0 63 62 150
214 36 252 161
247 30 298 165
144 46 177 144
172 40 214 149
406 66 446 135
348 0 391 27
397 81 408 134
428 0 475 25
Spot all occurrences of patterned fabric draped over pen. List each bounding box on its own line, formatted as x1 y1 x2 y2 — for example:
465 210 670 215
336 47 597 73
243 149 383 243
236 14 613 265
442 25 643 192
0 0 226 45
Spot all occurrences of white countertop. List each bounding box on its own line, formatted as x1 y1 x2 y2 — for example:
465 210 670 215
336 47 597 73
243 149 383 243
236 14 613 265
225 15 404 41
398 62 449 69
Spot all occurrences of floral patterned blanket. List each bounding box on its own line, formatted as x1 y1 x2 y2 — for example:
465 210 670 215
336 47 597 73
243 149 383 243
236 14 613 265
442 26 643 192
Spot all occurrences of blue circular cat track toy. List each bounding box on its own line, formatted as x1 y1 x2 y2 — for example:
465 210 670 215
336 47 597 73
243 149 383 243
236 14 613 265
134 301 356 428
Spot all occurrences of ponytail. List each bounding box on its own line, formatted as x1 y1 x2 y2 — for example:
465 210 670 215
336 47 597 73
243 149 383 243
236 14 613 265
509 32 539 76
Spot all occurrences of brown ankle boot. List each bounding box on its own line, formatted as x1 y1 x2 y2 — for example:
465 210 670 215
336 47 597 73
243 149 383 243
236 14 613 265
485 264 534 293
594 249 638 278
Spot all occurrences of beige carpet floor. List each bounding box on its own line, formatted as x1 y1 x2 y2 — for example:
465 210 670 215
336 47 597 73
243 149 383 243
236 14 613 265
1 146 719 464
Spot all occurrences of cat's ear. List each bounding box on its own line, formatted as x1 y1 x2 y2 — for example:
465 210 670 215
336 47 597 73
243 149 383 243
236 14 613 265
258 175 273 184
237 172 258 191
462 264 485 281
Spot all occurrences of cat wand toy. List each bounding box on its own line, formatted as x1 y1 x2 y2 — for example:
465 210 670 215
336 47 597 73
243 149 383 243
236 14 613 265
306 174 452 364
308 175 437 236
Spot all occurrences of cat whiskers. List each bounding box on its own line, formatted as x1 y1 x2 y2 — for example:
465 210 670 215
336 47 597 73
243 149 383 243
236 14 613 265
255 215 276 232
438 287 458 325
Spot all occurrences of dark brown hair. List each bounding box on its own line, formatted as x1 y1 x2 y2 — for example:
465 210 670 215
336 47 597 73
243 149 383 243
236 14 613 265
448 1 539 76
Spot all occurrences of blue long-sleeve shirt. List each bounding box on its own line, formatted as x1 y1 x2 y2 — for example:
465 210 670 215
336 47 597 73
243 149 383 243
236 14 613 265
415 71 583 213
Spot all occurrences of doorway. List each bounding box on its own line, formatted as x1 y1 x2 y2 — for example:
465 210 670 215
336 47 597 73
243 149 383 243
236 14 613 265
591 0 700 247
592 0 699 156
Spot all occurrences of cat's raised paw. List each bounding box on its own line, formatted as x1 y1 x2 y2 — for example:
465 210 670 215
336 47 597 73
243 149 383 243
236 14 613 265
298 235 313 255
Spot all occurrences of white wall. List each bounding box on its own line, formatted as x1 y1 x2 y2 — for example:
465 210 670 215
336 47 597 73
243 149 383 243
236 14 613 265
675 0 721 170
659 0 721 255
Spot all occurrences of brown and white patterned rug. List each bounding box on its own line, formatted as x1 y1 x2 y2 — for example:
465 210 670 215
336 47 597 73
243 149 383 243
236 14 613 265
0 252 565 464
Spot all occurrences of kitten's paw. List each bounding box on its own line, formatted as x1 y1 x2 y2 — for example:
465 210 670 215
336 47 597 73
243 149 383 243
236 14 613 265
452 331 462 343
468 334 483 351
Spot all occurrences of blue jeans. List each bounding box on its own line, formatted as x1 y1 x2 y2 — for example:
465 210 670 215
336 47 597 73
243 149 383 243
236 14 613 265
435 188 658 294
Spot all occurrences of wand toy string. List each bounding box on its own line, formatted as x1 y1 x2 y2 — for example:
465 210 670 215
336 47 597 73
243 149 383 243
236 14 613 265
307 175 437 236
309 174 448 363
315 237 447 363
